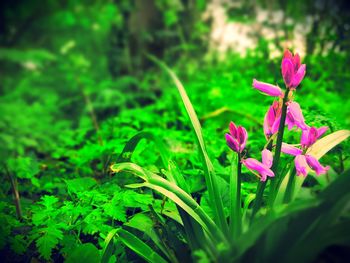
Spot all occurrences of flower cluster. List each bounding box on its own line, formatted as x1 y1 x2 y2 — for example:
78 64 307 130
225 49 329 181
225 121 274 181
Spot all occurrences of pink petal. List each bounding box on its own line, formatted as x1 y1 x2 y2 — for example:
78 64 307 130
287 102 307 130
264 101 281 137
237 126 248 151
301 129 309 148
262 149 273 168
242 158 274 181
263 113 271 137
295 155 308 177
317 126 328 138
229 122 238 138
293 53 301 71
305 155 329 176
225 133 239 153
252 79 283 97
281 58 294 87
271 115 281 134
291 64 306 88
308 127 318 145
282 143 303 156
285 112 295 130
283 49 293 60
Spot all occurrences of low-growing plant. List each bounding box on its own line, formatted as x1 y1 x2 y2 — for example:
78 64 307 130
110 52 350 262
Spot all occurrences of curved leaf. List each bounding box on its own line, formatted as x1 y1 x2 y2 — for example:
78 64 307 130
117 229 168 263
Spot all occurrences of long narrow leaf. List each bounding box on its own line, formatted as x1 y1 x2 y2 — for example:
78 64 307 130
117 229 168 263
148 54 229 239
112 162 226 244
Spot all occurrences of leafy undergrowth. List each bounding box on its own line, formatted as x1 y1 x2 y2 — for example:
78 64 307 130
1 49 350 262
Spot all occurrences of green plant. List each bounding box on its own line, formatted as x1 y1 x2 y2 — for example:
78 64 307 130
110 55 350 262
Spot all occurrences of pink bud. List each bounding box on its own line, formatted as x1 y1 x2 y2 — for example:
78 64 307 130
264 101 281 138
282 58 294 87
252 79 283 97
225 133 239 153
225 122 248 153
281 49 306 89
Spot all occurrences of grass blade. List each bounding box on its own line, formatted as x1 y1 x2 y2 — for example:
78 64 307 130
117 229 168 263
148 54 229 239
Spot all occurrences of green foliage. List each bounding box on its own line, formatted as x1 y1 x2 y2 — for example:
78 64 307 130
0 0 349 262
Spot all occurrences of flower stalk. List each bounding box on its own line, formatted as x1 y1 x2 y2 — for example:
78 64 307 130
268 89 290 207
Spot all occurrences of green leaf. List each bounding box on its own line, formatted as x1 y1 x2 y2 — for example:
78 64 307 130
39 195 59 209
35 226 63 260
117 229 168 263
65 243 101 263
148 55 229 240
114 162 227 246
65 177 97 194
103 203 126 222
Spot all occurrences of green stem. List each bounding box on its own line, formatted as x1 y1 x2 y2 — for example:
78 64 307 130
232 153 242 240
268 91 289 207
283 167 296 203
250 180 266 224
250 140 273 223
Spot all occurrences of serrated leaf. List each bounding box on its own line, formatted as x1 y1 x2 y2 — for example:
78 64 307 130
65 177 97 194
39 195 59 209
35 226 63 260
103 203 126 222
121 190 153 210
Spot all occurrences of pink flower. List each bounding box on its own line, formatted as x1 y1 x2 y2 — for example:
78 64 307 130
301 126 328 148
252 79 283 97
305 155 329 175
294 154 329 177
242 149 274 181
282 141 330 177
281 50 306 89
285 101 308 130
225 122 248 153
264 101 281 138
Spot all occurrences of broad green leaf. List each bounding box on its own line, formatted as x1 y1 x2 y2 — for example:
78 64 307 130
65 243 100 263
